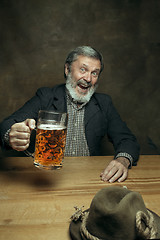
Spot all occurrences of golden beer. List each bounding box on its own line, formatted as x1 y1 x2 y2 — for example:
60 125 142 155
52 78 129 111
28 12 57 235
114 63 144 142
34 124 67 169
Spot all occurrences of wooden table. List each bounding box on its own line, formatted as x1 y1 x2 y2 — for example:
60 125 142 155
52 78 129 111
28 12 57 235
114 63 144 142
0 155 160 240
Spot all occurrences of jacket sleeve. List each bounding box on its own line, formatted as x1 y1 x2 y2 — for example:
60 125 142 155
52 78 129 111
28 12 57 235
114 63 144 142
105 96 140 165
94 94 140 165
0 87 53 148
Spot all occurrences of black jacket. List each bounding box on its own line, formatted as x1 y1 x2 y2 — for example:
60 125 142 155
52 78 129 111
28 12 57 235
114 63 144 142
0 84 140 164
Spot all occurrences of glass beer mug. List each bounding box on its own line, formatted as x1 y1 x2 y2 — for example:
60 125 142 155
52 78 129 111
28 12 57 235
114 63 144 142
26 110 68 170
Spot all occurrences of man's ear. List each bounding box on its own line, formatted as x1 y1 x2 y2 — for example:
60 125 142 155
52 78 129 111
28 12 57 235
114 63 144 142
65 64 69 77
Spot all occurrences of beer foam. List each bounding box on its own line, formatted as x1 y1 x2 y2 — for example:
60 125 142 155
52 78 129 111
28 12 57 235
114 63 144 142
38 124 66 130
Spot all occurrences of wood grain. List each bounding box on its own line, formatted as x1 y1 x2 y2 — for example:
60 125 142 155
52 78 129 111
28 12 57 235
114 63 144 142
0 155 160 240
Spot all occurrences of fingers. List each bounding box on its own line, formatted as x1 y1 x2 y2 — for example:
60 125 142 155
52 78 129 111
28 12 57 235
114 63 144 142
10 138 30 151
100 160 128 183
9 119 35 151
117 171 128 182
25 119 36 130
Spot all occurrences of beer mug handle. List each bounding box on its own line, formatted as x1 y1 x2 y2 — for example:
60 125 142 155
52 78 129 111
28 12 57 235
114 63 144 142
24 128 36 158
24 149 34 158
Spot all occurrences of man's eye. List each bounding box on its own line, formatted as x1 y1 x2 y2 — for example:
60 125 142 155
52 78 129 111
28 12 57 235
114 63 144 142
80 68 86 72
92 72 98 77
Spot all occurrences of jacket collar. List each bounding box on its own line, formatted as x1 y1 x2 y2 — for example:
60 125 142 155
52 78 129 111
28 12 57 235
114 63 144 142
52 84 67 112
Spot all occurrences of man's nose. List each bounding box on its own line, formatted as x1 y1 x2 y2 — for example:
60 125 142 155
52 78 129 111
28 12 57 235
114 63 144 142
84 72 92 82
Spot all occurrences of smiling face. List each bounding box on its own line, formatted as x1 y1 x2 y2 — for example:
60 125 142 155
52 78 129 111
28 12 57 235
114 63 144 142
65 55 101 103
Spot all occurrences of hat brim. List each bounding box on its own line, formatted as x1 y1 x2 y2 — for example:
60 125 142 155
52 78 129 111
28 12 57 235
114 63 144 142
69 209 160 240
148 209 160 238
69 209 89 240
69 218 83 240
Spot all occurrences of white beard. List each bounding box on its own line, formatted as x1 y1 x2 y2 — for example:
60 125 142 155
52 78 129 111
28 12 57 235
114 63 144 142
66 73 98 103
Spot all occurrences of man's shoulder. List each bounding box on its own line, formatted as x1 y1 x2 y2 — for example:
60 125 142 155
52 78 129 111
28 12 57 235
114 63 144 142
94 92 112 102
36 84 65 97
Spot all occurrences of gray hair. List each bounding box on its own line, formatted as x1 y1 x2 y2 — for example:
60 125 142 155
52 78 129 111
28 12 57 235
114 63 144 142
64 46 104 79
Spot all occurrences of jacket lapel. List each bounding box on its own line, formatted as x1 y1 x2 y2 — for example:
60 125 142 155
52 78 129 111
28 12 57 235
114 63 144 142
52 84 67 113
85 95 100 126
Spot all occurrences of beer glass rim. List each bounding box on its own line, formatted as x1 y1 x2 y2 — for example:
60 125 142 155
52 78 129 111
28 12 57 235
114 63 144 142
38 110 67 115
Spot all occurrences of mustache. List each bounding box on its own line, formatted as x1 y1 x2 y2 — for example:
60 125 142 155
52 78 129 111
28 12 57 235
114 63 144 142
77 79 92 88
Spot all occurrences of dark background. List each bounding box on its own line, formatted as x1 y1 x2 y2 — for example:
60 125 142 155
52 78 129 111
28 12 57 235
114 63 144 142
0 0 160 155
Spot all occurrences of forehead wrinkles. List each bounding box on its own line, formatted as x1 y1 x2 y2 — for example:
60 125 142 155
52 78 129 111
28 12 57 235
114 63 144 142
81 63 100 73
72 57 101 72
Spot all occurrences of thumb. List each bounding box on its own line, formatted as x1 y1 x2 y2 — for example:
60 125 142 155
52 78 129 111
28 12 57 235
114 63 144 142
25 119 36 130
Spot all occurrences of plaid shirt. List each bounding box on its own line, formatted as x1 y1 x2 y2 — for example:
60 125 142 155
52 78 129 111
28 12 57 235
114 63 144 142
64 94 90 156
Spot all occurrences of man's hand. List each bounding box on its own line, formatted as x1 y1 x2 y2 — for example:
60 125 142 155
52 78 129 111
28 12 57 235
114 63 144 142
9 119 36 151
100 157 130 183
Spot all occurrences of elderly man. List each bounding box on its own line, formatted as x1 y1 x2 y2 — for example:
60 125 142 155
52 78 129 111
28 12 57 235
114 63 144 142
0 46 139 182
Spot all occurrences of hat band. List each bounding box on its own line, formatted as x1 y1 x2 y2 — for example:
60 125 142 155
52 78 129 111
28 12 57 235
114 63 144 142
136 210 157 239
80 210 158 240
80 212 101 240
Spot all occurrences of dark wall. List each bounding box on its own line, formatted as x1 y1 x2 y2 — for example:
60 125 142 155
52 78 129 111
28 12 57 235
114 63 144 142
0 0 160 154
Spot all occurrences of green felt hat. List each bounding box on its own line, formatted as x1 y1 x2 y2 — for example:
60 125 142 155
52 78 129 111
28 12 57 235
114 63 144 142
69 186 160 240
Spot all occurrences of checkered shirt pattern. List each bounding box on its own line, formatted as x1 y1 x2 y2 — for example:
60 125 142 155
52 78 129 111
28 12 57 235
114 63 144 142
64 94 90 156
